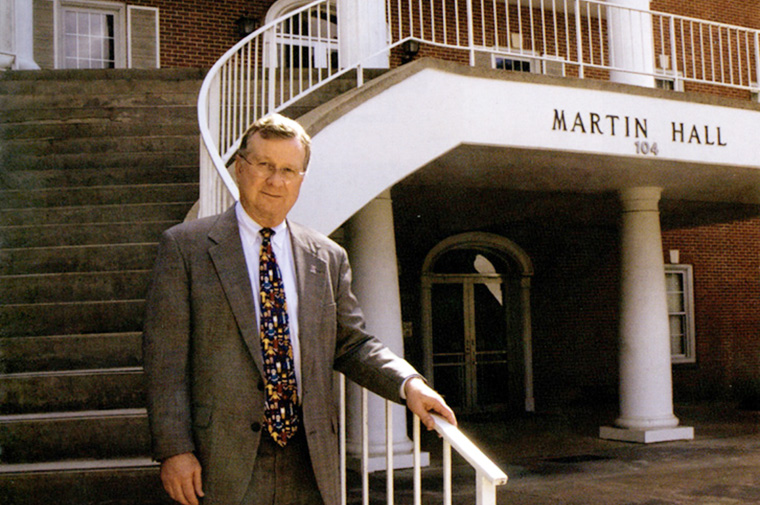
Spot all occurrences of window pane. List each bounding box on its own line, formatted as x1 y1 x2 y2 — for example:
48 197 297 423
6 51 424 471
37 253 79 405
65 12 77 33
670 315 685 354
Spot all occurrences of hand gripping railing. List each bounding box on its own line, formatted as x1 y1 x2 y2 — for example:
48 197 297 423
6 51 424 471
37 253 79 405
338 375 509 505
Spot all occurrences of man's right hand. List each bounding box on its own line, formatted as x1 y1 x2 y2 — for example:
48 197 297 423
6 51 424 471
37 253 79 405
160 452 205 505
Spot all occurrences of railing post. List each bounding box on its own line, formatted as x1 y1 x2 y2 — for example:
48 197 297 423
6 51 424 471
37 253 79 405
754 31 760 93
476 473 498 505
575 0 584 78
466 0 475 66
670 15 679 92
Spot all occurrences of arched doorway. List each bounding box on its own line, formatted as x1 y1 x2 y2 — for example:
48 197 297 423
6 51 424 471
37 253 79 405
421 233 534 415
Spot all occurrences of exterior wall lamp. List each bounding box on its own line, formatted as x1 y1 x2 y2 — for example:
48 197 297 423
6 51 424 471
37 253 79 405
235 15 260 39
401 39 420 63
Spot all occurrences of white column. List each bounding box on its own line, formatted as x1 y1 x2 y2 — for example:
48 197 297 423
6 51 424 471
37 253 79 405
343 190 428 471
600 187 693 443
337 0 389 69
606 0 655 87
1 0 40 70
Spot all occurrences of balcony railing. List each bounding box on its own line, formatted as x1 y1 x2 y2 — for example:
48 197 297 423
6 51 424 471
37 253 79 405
339 375 508 505
197 0 760 218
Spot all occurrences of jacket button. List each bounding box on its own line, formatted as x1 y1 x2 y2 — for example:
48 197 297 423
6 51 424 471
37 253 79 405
257 380 265 391
251 422 261 432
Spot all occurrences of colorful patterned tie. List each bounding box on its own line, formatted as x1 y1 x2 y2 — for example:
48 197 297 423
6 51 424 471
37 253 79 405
258 228 299 446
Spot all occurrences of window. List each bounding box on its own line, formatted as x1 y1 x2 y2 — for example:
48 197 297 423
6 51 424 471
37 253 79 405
665 264 695 364
58 1 126 69
63 9 116 68
494 56 532 73
655 69 684 91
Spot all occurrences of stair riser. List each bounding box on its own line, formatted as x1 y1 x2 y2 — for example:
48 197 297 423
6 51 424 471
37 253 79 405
1 166 199 190
0 202 193 226
0 184 198 209
0 271 152 304
0 244 158 276
0 221 176 248
0 105 199 125
0 467 170 505
0 121 198 141
0 301 145 338
0 333 142 374
0 371 145 414
0 414 150 463
0 92 201 111
4 135 199 157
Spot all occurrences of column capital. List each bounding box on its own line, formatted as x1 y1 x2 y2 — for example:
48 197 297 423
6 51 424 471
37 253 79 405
619 186 662 212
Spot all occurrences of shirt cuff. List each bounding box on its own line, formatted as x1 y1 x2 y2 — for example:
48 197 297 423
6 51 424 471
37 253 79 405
399 374 426 400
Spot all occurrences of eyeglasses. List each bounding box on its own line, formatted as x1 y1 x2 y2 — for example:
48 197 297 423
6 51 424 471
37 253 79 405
238 152 306 182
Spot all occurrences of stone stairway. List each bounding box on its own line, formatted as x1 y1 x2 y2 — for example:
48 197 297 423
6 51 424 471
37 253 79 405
0 66 383 504
0 68 204 505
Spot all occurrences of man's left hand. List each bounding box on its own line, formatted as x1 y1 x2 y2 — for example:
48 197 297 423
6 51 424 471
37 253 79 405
404 377 457 431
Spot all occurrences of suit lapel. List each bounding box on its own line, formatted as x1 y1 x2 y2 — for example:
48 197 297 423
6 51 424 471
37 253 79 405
289 221 327 385
208 207 265 376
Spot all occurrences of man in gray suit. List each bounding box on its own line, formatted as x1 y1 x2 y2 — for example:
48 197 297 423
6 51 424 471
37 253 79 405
143 114 456 505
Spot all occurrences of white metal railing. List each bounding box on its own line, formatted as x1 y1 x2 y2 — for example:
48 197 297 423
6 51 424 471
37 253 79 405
197 0 760 217
338 375 509 505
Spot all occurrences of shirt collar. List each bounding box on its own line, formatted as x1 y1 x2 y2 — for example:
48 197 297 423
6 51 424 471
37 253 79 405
235 201 289 248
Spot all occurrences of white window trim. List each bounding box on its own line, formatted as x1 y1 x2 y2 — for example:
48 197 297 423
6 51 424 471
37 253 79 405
487 47 565 76
665 264 696 364
56 0 127 69
655 68 685 91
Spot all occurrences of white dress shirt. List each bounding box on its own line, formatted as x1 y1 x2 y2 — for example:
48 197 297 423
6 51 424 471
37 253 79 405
235 202 302 395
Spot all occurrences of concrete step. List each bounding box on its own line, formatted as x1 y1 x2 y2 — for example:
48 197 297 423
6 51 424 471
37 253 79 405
0 299 144 338
0 458 170 505
0 67 206 92
0 202 193 226
0 120 198 143
0 367 145 414
0 183 198 209
3 134 198 157
1 146 198 171
0 220 175 248
0 103 198 126
0 332 142 374
0 243 158 275
0 91 201 111
0 270 151 304
1 165 199 190
0 409 151 464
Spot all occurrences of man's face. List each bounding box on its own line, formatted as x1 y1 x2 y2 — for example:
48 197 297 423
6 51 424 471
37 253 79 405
235 132 307 228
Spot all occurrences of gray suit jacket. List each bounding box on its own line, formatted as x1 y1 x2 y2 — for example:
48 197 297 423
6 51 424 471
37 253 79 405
143 207 419 505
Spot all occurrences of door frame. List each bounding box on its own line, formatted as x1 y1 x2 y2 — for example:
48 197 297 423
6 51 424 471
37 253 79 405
421 232 535 412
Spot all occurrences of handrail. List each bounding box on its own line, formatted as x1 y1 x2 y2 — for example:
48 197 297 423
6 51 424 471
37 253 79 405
340 375 508 505
197 0 760 217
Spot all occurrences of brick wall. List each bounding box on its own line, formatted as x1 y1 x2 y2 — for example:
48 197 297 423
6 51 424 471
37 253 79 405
129 0 276 68
664 218 760 403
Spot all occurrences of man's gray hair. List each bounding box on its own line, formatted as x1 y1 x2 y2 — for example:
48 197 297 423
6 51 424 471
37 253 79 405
238 113 312 171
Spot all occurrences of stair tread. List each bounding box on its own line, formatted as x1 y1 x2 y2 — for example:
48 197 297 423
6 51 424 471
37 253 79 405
0 408 147 423
2 366 144 378
0 457 157 475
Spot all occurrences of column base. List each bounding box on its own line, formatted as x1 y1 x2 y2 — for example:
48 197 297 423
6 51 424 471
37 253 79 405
347 450 430 473
599 425 694 443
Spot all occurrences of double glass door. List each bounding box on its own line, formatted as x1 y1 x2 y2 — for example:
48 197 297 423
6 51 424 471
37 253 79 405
430 275 511 414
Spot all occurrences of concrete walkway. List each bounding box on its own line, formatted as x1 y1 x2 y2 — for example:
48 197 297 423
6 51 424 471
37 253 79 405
351 402 760 504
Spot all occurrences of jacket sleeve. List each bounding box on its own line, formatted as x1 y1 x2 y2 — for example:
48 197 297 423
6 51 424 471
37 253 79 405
142 228 196 461
330 246 420 404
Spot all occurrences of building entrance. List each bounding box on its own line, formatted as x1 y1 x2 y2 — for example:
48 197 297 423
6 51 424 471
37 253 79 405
421 233 535 415
428 270 511 414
